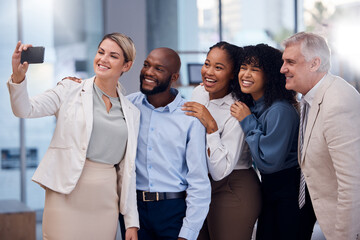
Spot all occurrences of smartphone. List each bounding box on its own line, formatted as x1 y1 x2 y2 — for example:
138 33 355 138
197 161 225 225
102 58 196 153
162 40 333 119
21 46 45 64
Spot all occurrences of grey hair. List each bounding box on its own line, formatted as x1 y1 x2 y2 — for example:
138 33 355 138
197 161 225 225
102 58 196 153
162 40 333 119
282 32 331 72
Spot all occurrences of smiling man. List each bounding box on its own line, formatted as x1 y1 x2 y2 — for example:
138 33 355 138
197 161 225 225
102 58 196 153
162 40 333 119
126 47 211 240
281 32 360 240
63 47 211 240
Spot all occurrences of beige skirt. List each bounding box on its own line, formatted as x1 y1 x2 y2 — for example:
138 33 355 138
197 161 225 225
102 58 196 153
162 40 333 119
42 160 119 240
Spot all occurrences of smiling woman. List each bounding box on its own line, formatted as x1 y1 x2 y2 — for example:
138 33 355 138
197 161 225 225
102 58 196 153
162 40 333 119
231 44 301 240
238 61 265 101
7 32 139 240
182 41 261 240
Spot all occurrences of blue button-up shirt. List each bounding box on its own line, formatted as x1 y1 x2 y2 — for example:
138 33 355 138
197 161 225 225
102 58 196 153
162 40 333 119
127 88 211 240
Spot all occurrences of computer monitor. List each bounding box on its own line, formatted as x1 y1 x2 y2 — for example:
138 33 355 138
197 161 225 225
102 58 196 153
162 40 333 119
75 60 87 72
187 63 203 85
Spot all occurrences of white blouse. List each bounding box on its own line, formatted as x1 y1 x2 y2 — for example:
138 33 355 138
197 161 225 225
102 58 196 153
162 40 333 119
191 85 252 181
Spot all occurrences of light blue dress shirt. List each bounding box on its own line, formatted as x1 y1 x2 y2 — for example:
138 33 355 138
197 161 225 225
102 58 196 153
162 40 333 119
127 88 211 240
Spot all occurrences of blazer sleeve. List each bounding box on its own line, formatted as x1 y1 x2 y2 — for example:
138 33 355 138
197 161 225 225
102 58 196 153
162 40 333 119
118 95 140 229
322 80 360 239
7 77 69 118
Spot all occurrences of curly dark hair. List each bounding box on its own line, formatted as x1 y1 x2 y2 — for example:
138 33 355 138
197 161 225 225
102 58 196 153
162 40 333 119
232 43 297 108
208 41 244 97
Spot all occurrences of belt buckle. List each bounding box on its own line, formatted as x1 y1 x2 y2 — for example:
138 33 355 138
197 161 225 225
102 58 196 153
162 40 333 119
142 191 159 202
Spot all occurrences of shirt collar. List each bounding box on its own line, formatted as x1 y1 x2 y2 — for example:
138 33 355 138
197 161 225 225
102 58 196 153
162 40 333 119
141 88 182 113
303 73 327 107
253 96 265 105
209 92 234 107
93 82 119 101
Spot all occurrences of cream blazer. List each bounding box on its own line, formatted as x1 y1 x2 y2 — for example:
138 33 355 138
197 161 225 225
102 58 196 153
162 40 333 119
300 73 360 240
7 76 140 229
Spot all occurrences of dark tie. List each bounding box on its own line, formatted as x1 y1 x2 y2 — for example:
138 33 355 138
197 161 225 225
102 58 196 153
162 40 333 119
299 97 308 209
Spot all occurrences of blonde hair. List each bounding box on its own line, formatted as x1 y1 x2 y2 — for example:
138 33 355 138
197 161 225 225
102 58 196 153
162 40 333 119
99 32 136 64
282 32 331 72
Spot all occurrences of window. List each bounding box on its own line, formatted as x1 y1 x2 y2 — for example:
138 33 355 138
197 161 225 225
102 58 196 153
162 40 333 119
146 0 360 96
0 0 103 212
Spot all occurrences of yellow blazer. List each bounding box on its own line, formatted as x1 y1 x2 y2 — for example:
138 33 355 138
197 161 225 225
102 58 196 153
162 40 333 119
7 76 140 229
301 73 360 240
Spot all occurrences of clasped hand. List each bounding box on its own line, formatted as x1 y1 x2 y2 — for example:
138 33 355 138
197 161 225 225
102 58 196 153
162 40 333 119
230 101 251 122
182 102 218 134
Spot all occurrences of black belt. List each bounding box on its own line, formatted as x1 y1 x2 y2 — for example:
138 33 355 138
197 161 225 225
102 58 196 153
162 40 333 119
137 190 186 202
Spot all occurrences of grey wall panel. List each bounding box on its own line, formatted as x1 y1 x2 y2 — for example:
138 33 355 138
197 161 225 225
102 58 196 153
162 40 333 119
104 0 147 94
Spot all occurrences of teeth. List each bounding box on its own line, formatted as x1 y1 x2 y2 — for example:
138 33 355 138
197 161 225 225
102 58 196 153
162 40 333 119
206 78 216 83
99 65 109 69
145 79 155 83
242 80 253 85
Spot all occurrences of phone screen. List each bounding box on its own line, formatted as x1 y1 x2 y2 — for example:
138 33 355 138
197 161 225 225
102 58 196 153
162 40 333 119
21 47 45 64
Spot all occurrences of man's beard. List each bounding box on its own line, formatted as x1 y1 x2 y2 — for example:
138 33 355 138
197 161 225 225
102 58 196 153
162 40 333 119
140 74 172 95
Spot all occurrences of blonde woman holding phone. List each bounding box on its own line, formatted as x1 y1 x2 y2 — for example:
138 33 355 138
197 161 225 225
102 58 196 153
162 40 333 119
8 33 139 240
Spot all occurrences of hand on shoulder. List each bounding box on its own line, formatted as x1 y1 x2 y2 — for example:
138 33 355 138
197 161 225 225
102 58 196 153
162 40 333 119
61 76 82 83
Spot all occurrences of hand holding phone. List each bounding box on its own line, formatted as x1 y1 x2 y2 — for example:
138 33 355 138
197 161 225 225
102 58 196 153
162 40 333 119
21 46 45 64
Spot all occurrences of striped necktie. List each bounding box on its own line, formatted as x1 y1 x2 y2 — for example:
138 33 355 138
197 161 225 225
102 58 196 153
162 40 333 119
299 97 309 209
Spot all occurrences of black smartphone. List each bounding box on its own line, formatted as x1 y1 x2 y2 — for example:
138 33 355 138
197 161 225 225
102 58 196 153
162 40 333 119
21 46 45 64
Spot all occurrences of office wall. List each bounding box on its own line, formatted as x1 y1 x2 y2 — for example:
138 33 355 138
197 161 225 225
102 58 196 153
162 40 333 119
146 0 178 51
103 0 147 94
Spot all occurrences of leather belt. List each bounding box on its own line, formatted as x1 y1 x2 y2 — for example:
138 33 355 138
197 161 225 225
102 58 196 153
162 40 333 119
136 190 186 202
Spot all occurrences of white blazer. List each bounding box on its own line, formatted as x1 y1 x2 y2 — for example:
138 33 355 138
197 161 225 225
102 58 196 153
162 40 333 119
301 73 360 240
7 76 140 228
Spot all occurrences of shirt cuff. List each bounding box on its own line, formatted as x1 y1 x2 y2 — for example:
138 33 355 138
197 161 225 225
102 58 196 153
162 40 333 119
8 76 26 85
179 226 198 240
7 77 27 95
123 212 140 230
206 129 221 151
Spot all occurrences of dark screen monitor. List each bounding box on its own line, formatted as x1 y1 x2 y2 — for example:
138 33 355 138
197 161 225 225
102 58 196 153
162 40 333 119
75 60 87 72
187 63 203 85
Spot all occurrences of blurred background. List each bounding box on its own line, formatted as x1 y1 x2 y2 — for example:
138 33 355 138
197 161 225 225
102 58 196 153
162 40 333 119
0 0 359 239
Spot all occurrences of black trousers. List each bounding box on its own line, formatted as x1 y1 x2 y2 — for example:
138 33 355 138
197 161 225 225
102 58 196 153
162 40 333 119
256 166 301 240
120 198 186 240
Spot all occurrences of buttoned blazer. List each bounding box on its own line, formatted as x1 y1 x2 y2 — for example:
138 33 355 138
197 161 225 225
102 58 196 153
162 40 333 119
7 76 140 228
300 73 360 240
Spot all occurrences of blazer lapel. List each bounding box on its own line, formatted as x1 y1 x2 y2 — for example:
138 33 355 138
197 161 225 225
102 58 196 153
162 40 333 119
81 77 95 145
117 85 137 171
118 86 133 128
301 74 335 164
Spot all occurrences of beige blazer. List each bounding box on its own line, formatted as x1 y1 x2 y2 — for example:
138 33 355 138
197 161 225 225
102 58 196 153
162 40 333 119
301 73 360 240
7 76 140 229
